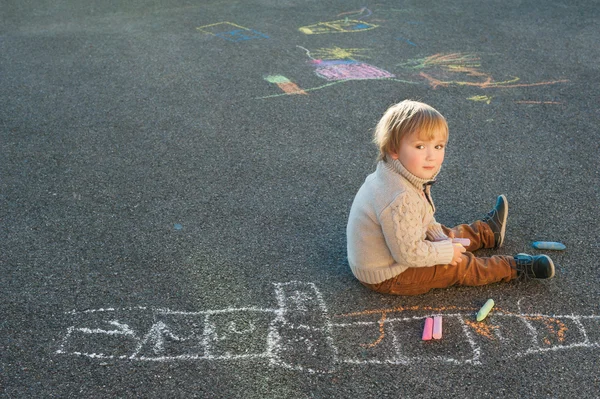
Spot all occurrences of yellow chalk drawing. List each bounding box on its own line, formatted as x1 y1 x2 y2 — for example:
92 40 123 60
398 52 568 90
299 19 378 35
399 53 481 71
310 47 371 60
468 95 493 104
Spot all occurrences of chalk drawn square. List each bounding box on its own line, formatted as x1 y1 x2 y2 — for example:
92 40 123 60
522 315 586 348
330 318 397 364
466 314 535 359
390 316 476 364
133 314 205 360
314 61 394 81
57 309 154 360
580 317 600 345
208 311 272 357
271 322 337 372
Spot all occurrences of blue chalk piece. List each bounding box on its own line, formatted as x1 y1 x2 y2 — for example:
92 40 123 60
532 241 566 250
174 224 183 230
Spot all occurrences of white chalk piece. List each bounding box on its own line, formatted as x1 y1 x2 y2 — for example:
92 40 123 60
532 241 566 250
452 238 471 247
432 316 442 339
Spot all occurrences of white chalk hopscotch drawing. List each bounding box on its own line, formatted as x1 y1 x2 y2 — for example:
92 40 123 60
56 281 600 374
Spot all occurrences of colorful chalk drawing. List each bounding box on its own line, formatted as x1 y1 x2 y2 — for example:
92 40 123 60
196 22 269 42
255 46 416 100
300 46 392 80
397 53 568 90
264 75 307 95
310 47 371 60
56 281 600 374
256 50 567 100
299 20 378 35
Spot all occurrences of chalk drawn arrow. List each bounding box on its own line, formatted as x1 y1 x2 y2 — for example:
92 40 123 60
130 321 186 358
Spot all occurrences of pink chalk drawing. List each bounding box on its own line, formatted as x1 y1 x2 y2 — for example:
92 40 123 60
311 60 395 81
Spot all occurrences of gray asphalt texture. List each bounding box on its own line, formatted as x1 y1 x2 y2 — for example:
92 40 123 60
2 0 600 397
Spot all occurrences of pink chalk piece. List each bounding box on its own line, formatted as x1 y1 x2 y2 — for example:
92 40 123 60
433 316 442 339
422 317 433 341
452 238 471 247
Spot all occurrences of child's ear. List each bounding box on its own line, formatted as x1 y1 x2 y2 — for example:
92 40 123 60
389 152 399 160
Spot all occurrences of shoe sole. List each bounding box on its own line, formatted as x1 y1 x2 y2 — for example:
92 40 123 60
497 194 508 248
543 255 556 279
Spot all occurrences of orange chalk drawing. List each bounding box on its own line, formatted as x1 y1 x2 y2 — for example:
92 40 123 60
524 315 568 344
336 305 572 349
360 312 387 348
464 319 500 339
264 75 307 95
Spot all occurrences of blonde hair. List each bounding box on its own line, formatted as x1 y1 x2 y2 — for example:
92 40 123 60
373 100 448 162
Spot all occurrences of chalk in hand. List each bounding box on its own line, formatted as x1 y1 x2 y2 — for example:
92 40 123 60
422 317 433 340
452 238 470 247
476 299 495 322
432 316 442 339
532 241 566 251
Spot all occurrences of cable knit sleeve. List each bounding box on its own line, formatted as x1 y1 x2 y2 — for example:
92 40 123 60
426 220 448 241
380 193 454 268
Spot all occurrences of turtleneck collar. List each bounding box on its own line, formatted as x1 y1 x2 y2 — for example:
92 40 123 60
382 158 438 189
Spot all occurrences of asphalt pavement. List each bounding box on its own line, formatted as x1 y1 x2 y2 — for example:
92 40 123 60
2 0 600 397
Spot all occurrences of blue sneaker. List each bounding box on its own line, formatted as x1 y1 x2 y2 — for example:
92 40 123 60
514 253 555 279
482 195 508 248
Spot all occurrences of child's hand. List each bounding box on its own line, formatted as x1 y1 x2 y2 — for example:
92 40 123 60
450 243 466 266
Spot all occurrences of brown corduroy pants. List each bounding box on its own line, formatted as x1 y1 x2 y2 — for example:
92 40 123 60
361 221 518 296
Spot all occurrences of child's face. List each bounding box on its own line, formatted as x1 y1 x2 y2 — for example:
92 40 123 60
391 131 447 180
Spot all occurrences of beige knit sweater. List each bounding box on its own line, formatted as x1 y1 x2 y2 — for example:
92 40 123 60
346 159 455 284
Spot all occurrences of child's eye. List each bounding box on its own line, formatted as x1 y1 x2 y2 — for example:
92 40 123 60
435 144 445 150
416 145 425 149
